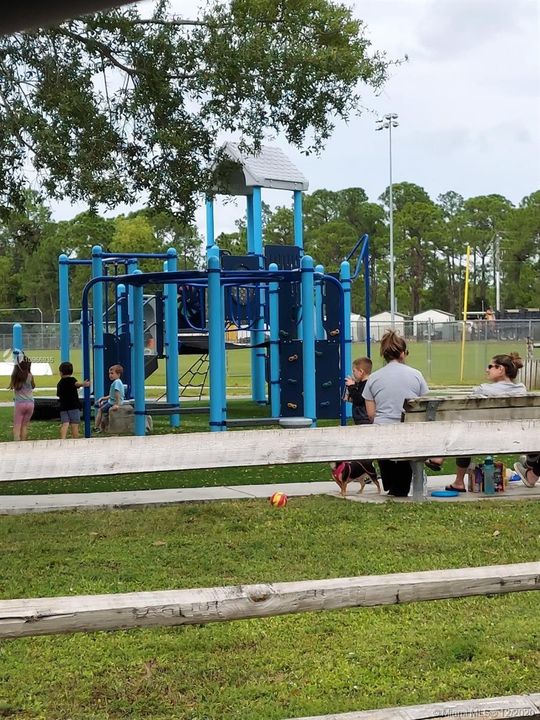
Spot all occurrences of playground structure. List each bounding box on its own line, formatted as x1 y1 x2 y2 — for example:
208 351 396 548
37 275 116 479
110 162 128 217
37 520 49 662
55 144 373 437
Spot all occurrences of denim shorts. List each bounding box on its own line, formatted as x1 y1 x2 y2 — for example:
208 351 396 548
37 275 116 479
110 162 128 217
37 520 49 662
60 409 81 424
101 400 115 415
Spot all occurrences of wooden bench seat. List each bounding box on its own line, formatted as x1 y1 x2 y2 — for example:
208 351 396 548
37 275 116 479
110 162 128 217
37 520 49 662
403 393 540 498
403 393 540 423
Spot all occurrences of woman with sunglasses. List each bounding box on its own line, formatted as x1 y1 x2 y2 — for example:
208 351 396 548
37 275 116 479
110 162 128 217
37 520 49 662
446 352 538 491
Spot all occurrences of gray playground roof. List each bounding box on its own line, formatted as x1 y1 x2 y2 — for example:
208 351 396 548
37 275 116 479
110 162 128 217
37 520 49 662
1 1 132 35
214 142 309 195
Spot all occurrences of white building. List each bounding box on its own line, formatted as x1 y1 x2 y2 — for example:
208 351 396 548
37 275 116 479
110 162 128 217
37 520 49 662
350 313 366 342
413 309 456 340
369 311 407 341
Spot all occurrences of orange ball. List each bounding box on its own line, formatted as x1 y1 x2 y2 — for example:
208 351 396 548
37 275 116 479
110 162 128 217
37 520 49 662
269 491 288 508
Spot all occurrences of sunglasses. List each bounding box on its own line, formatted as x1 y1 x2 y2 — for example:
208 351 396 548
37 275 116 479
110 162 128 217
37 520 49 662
487 364 500 370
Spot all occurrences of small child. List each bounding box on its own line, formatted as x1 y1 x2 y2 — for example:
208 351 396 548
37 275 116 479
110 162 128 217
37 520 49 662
332 357 378 492
94 364 125 432
56 362 90 439
344 356 372 425
9 355 35 441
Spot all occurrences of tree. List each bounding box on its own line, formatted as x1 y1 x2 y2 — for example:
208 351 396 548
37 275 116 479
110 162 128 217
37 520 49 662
0 0 392 219
393 200 445 315
146 210 203 270
500 190 540 308
459 194 513 310
378 182 431 213
301 188 385 313
435 191 467 315
18 226 67 319
0 190 52 308
264 206 295 246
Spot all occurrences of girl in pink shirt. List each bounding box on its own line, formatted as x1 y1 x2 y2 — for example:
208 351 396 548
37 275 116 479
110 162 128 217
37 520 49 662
9 355 35 441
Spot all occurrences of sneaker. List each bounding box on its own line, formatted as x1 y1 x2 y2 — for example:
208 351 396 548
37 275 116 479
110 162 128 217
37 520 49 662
514 462 538 488
93 427 102 434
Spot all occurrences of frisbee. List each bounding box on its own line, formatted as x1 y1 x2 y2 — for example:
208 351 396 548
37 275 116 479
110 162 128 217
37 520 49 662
431 489 460 498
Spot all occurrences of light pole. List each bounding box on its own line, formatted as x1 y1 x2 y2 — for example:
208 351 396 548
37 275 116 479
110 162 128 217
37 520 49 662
376 113 399 327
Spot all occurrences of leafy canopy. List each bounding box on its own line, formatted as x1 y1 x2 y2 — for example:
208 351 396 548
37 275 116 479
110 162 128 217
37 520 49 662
0 0 391 219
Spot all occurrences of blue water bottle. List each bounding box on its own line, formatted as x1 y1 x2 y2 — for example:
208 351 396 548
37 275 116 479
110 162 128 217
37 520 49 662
483 455 495 494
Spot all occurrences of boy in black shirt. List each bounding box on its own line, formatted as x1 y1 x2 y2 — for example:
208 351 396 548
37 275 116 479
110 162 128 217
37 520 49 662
56 362 90 439
331 357 380 494
344 356 372 425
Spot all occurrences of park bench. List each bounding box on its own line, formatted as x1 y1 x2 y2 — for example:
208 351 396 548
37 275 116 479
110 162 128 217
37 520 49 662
403 393 540 499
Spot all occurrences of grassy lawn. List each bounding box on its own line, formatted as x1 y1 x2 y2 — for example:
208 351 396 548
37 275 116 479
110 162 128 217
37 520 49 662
0 339 524 403
1 341 537 718
0 498 539 719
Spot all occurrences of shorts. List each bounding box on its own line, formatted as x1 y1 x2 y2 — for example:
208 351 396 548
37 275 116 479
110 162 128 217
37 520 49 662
14 402 34 427
60 408 81 424
101 400 116 415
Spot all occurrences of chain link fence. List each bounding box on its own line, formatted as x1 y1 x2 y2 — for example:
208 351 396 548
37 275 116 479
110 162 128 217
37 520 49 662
1 318 538 387
0 322 82 352
352 318 540 344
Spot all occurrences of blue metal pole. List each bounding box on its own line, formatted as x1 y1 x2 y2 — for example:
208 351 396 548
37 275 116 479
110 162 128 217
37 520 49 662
127 260 138 398
116 283 126 334
315 264 326 340
91 245 105 403
81 289 92 438
220 271 227 425
363 236 371 359
12 323 23 360
246 194 254 254
205 196 215 252
301 255 316 426
340 260 353 421
268 263 280 418
207 245 226 422
59 254 71 363
208 253 224 431
165 249 180 427
251 186 266 402
293 191 304 251
132 270 146 437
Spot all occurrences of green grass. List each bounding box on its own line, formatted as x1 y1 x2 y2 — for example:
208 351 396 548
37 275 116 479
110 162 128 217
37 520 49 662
0 339 523 403
0 498 539 719
0 342 536 718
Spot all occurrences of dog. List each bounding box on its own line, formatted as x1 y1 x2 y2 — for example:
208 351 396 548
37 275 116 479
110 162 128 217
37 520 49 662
330 460 381 496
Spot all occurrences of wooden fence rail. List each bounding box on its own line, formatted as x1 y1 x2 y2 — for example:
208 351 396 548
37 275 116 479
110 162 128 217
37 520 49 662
1 419 539 483
1 562 539 639
287 693 540 719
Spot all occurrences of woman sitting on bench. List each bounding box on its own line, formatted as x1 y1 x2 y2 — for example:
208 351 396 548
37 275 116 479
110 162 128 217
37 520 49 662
362 330 442 497
446 352 538 491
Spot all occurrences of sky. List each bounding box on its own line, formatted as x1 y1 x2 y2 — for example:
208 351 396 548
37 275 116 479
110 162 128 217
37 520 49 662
51 0 540 235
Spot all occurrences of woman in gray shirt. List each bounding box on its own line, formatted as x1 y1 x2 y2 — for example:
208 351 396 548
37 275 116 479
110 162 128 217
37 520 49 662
362 330 431 496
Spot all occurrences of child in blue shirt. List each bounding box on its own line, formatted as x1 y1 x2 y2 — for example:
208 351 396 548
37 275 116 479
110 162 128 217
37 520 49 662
94 364 125 432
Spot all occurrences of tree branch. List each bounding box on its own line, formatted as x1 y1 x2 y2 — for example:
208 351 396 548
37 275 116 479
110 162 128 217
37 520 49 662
130 18 209 27
56 28 199 82
56 28 138 77
0 93 37 155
